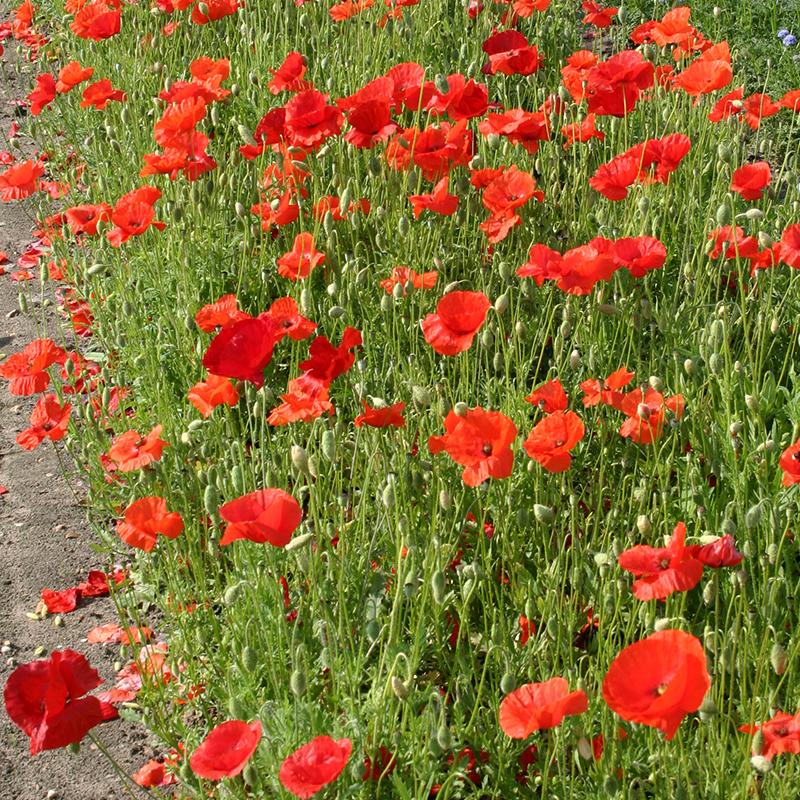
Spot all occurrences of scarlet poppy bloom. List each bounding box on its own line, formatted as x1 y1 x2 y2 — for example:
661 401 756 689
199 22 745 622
741 93 781 130
779 224 800 269
408 176 459 218
707 225 760 260
344 100 398 148
284 89 343 150
380 265 438 295
779 437 800 485
0 338 66 395
708 86 744 122
191 0 240 24
697 534 743 568
481 30 542 76
674 41 732 96
106 186 165 247
330 0 374 20
523 410 584 472
279 736 352 799
56 61 94 93
299 327 362 386
133 758 178 788
556 237 618 295
589 153 640 200
80 78 126 109
268 375 334 426
740 711 800 760
277 233 326 280
268 51 310 94
106 425 168 472
28 74 56 116
582 0 617 27
428 407 517 487
479 108 551 154
189 720 262 780
619 388 684 445
525 378 567 413
561 50 598 103
312 194 370 221
731 162 771 201
586 50 654 117
16 394 71 451
0 159 45 201
516 243 562 285
561 113 604 148
642 134 691 184
64 203 112 236
117 496 184 552
425 74 488 121
188 374 240 418
4 649 117 754
195 293 250 332
154 97 207 148
580 366 633 409
202 315 280 387
355 400 406 428
618 521 704 600
70 2 121 41
263 297 316 341
421 291 490 356
499 678 588 738
219 488 302 547
779 89 800 112
613 236 667 278
602 629 710 739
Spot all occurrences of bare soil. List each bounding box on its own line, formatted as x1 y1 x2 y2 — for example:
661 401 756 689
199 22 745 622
0 32 149 800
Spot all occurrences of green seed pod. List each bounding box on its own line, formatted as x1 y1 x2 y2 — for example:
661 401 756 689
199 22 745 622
715 202 732 226
494 293 509 314
745 504 762 529
229 696 246 718
533 504 555 524
328 305 346 319
321 429 336 462
717 142 732 164
436 725 453 751
242 646 258 673
231 464 245 493
290 667 307 697
223 581 246 606
431 570 446 604
398 215 410 237
291 445 309 474
500 672 516 694
480 328 495 348
380 294 392 313
382 480 396 509
438 489 451 510
203 484 219 515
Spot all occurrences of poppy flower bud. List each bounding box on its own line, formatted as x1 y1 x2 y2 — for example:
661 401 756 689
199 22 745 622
569 349 581 370
717 143 732 164
709 353 722 374
702 579 716 605
636 514 652 536
203 484 219 516
291 445 309 475
616 5 627 22
751 754 772 774
715 202 733 226
759 232 773 250
438 489 452 511
382 481 395 509
290 667 306 697
744 208 764 221
636 402 651 421
515 320 527 339
576 736 593 761
500 671 518 695
453 402 469 417
223 581 247 606
242 646 258 673
698 695 717 721
397 215 410 237
648 376 663 392
770 643 788 675
368 157 382 177
683 358 695 376
431 570 446 604
390 676 408 699
533 504 555 524
744 503 762 530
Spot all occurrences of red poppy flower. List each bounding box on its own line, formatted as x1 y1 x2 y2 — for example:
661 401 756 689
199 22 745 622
355 400 406 428
153 97 207 147
195 293 250 332
408 176 458 218
312 194 370 222
106 186 165 247
602 629 710 739
188 374 239 418
586 50 654 117
561 113 604 148
28 74 56 116
580 366 633 408
697 534 743 568
674 41 732 96
277 233 326 280
421 291 490 356
425 74 488 121
523 410 584 472
263 297 316 341
133 758 178 788
478 108 550 154
481 30 542 76
516 243 563 284
268 375 334 426
298 327 362 386
619 388 684 445
741 93 781 130
191 0 240 24
70 2 121 41
641 134 691 184
269 51 310 95
189 720 262 780
779 437 800 485
708 86 744 122
64 203 113 236
16 394 71 450
4 649 117 754
499 677 588 738
428 407 517 487
740 711 800 760
80 78 126 109
219 488 302 547
618 521 704 600
106 425 168 472
116 496 184 552
589 154 641 200
379 265 438 295
613 236 667 278
202 315 280 387
582 0 617 27
56 61 94 93
779 224 800 269
344 100 398 148
525 378 567 413
779 89 800 112
284 89 343 150
0 338 66 395
556 237 618 295
279 736 352 799
731 162 771 201
0 159 45 202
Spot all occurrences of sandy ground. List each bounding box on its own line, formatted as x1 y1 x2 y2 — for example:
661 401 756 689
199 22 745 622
0 31 149 800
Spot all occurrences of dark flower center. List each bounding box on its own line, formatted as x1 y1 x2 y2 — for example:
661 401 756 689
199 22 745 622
482 443 493 456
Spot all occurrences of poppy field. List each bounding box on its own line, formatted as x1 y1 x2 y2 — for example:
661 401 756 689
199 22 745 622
4 0 800 796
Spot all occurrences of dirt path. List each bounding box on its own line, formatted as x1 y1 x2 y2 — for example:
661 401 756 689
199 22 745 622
0 32 147 800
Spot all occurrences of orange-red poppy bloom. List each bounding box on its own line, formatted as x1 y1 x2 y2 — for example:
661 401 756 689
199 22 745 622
268 51 310 95
779 224 800 269
428 407 517 486
56 61 94 93
0 159 45 202
779 437 800 486
731 162 771 201
106 425 168 472
618 521 704 601
619 388 684 445
408 176 459 218
580 367 633 409
355 400 406 428
739 711 800 760
277 233 326 280
279 736 352 799
523 410 584 472
219 488 302 547
525 378 567 413
602 629 710 739
15 394 71 450
0 338 66 395
195 293 250 332
189 720 262 780
80 78 126 109
421 291 490 355
499 677 588 738
379 265 438 295
188 374 240 418
117 497 184 552
674 41 732 96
